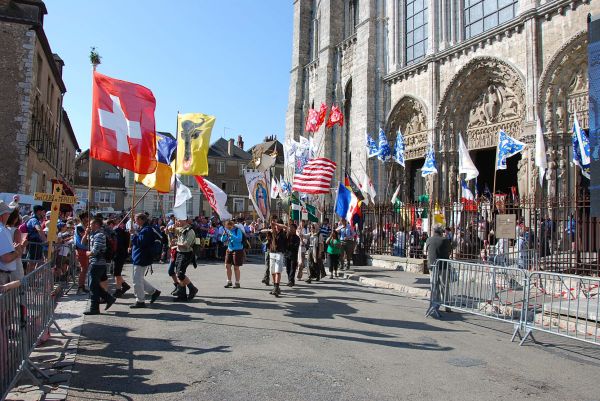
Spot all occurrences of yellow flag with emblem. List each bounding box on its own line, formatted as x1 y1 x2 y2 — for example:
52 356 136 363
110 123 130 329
175 112 216 176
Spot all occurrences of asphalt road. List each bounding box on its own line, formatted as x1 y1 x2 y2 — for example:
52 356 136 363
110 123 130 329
66 257 600 401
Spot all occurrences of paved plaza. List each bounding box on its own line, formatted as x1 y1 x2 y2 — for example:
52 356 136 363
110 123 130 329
9 258 597 401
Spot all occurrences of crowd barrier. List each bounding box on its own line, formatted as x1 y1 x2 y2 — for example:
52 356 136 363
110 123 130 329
1 258 71 401
427 259 600 347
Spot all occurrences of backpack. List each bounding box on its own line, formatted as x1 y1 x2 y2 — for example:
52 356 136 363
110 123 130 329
103 228 117 262
234 227 251 250
150 226 163 260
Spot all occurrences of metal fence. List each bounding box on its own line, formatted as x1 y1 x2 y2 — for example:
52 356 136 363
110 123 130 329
1 259 70 401
427 259 600 347
361 195 600 276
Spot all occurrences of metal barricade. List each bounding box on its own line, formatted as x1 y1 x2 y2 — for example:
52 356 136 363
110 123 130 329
521 272 600 346
0 282 25 401
426 259 528 340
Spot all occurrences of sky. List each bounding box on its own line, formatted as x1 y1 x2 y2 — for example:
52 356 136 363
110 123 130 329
43 0 293 151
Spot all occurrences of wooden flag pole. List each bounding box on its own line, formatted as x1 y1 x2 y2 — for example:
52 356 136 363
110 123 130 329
118 186 151 227
87 49 100 221
131 180 137 219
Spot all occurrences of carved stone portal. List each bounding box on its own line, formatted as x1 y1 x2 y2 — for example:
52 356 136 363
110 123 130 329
386 96 428 161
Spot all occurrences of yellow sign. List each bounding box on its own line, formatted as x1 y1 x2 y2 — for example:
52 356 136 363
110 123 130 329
34 192 77 204
35 184 77 259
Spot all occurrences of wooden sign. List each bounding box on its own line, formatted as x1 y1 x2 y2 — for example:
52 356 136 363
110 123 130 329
35 183 77 259
495 214 516 239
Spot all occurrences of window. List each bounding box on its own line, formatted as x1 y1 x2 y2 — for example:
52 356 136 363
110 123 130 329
464 0 518 39
217 161 226 174
233 198 244 213
36 54 43 90
345 0 359 37
79 171 88 178
30 172 38 193
104 171 120 179
309 0 319 60
76 190 88 202
94 191 115 204
406 0 428 65
239 163 246 175
232 182 238 193
221 181 227 191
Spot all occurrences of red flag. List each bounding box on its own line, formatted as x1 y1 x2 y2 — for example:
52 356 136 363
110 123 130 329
316 103 328 129
91 71 157 174
326 105 344 128
305 108 319 133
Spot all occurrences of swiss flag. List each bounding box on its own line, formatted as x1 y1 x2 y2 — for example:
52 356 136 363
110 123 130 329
91 71 157 174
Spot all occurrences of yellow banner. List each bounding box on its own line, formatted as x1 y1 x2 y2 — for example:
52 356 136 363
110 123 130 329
34 192 77 204
175 113 215 176
135 162 173 193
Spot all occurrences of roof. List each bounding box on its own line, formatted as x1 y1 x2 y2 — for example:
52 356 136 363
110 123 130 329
208 138 252 160
248 139 284 165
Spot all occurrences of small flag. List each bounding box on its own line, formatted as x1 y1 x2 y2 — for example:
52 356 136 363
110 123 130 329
421 139 438 176
326 105 344 128
572 113 591 179
292 158 337 194
393 130 405 167
391 184 401 205
316 103 328 130
377 128 391 162
172 176 192 220
270 176 280 199
496 130 526 170
534 118 547 186
360 173 377 202
344 172 365 201
305 108 319 132
135 132 177 193
366 132 379 158
458 132 478 181
461 179 474 201
335 182 357 221
280 175 292 196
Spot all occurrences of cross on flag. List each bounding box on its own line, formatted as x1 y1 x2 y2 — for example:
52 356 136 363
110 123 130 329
91 71 157 174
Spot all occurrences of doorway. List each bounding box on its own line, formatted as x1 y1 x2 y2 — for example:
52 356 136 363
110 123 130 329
472 147 520 196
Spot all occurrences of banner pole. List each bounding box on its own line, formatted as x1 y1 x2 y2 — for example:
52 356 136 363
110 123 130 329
118 186 151 227
172 112 179 217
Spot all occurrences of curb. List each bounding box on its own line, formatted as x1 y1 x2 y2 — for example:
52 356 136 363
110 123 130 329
342 272 431 298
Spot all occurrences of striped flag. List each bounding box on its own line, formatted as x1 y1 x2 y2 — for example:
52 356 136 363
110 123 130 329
292 157 337 194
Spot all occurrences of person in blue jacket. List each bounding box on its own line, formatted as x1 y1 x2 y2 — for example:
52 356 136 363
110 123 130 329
221 220 245 288
129 213 161 308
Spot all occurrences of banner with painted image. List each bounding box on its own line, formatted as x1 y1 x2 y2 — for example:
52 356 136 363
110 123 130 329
589 14 600 216
244 170 270 221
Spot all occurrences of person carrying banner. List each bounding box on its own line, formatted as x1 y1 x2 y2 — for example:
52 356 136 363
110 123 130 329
173 218 199 302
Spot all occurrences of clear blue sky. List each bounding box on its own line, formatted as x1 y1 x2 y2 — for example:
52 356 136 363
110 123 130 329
44 0 293 151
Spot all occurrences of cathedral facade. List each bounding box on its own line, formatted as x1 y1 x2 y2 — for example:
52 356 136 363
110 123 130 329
285 0 598 203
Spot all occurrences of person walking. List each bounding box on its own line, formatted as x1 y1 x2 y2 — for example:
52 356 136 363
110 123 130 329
425 224 452 313
129 213 161 308
325 230 342 278
306 223 323 283
173 219 199 302
285 223 301 287
82 217 116 315
260 230 273 286
268 219 288 297
112 220 131 297
337 218 356 270
296 222 309 281
222 220 244 288
74 211 90 294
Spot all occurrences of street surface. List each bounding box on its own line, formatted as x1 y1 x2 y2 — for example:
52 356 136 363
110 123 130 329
66 258 600 401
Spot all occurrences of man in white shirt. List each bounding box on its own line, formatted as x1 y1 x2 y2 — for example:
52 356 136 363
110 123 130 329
0 202 26 285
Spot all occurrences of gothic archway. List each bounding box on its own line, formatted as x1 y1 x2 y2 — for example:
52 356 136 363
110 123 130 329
385 96 428 201
538 31 588 198
436 57 526 201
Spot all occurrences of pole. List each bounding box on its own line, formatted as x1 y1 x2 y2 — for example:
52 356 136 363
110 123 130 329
131 180 137 218
172 112 179 217
87 63 97 220
492 148 498 210
118 186 152 226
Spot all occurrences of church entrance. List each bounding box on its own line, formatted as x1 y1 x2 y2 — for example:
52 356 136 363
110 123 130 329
471 147 520 197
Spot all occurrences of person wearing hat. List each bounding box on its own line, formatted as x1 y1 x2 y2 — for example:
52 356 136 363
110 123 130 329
425 223 453 313
25 205 47 272
0 202 27 286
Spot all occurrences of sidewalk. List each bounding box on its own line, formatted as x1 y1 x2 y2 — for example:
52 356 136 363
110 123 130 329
341 265 431 298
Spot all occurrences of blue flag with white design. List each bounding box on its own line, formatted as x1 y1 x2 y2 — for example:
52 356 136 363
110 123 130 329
377 128 391 162
365 132 379 158
393 130 405 167
572 113 591 179
421 139 437 177
496 130 526 170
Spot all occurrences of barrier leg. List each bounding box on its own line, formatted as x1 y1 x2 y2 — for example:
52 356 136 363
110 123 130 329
510 323 522 342
51 319 67 338
518 328 536 346
25 358 50 380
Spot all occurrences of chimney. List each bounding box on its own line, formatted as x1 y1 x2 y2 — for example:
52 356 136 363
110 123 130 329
228 138 235 156
237 135 244 150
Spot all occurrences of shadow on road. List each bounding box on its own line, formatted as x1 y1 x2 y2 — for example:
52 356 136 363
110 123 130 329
67 322 231 399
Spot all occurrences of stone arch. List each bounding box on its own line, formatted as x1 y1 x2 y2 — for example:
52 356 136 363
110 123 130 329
436 57 527 200
385 95 428 160
538 31 588 198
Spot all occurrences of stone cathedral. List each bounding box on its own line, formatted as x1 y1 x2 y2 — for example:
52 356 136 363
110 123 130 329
285 0 598 203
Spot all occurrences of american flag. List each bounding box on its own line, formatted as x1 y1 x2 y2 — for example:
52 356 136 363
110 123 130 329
292 157 337 194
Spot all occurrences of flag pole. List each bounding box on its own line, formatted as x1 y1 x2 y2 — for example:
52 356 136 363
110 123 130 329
87 48 101 220
118 186 151 226
492 146 498 211
172 112 179 218
131 179 137 219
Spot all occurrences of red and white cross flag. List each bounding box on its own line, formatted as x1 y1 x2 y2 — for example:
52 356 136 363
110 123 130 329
91 71 157 174
292 157 337 194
